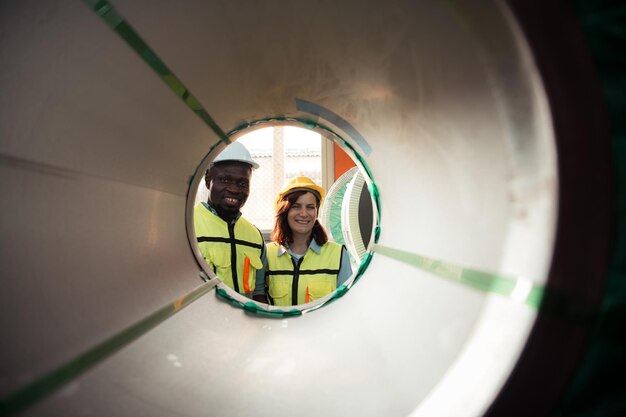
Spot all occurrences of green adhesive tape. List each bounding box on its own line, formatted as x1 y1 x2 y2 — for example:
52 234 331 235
355 250 375 279
0 281 218 416
215 287 303 317
83 0 229 144
372 244 544 309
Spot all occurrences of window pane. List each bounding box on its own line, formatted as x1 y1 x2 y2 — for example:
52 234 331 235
237 126 322 232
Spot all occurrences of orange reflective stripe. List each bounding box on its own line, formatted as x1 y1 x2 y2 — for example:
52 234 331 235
305 286 310 303
243 257 251 292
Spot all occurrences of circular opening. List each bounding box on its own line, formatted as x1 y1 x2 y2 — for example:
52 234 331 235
187 119 379 315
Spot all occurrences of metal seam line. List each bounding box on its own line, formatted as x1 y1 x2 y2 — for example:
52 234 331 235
372 244 544 308
83 0 230 144
0 153 188 198
0 280 219 416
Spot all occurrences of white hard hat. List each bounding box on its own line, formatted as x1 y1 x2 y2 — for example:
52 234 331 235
211 141 259 170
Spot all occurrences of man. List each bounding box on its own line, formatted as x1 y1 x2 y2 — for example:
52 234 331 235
194 141 267 302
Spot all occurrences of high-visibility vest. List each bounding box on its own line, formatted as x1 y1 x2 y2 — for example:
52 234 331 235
265 241 343 306
194 204 264 295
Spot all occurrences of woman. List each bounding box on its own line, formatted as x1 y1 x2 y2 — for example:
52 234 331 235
265 176 353 306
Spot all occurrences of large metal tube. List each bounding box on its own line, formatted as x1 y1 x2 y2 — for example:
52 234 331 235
0 1 610 416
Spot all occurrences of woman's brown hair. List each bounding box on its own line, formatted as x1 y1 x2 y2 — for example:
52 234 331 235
271 190 329 247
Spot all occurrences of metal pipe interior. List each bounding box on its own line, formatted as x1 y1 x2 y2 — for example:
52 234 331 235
0 1 559 416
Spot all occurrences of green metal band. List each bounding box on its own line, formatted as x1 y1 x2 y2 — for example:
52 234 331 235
83 0 230 144
215 287 303 317
372 244 544 309
0 280 218 416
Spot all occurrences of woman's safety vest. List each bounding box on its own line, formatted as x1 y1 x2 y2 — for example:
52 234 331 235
266 241 343 306
194 205 264 296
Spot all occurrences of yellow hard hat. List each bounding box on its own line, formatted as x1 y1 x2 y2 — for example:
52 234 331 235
275 176 325 212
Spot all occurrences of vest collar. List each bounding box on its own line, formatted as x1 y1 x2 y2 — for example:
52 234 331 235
202 201 242 225
278 239 322 257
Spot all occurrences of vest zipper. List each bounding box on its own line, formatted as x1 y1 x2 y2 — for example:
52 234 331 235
291 256 304 306
229 222 239 293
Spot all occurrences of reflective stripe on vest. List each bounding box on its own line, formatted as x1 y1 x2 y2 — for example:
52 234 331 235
266 241 342 306
194 204 263 294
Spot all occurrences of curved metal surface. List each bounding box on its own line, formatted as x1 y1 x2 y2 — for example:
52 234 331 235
0 1 610 416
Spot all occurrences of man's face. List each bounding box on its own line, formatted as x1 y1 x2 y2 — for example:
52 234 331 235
206 162 252 221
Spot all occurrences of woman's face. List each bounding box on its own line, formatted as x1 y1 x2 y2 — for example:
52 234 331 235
287 192 318 237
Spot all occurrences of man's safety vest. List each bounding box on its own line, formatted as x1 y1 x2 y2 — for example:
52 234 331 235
194 204 264 295
265 241 343 305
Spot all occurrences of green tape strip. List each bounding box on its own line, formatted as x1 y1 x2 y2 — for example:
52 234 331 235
0 280 218 416
372 244 544 308
83 0 229 144
215 287 303 317
355 250 375 279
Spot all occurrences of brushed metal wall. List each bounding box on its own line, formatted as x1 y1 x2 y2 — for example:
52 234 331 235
0 1 610 416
